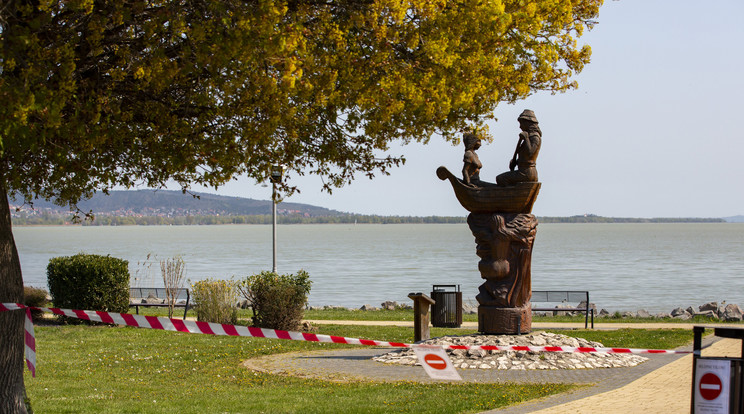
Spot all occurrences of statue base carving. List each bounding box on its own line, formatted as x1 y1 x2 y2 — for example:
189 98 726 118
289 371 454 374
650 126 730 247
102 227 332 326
468 212 538 335
478 305 532 335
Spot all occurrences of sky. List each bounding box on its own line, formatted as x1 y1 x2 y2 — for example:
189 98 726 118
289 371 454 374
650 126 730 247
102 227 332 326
185 0 744 218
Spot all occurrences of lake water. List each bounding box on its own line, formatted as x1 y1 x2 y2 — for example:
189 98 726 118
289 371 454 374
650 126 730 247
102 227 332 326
12 223 744 313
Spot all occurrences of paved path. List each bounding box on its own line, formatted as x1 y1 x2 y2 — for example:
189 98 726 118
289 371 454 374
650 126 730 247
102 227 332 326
490 337 740 414
263 321 741 413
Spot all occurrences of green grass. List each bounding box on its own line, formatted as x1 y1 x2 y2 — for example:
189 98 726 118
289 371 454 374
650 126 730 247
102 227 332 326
25 310 700 414
304 307 741 324
305 307 418 321
25 324 573 413
130 305 742 325
26 300 714 412
547 328 694 350
538 314 744 324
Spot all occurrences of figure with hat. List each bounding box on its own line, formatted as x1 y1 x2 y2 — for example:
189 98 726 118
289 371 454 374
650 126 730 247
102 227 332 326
496 109 541 186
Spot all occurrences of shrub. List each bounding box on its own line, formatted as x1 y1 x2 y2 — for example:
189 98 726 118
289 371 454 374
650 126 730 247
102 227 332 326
160 255 186 318
191 279 238 324
24 286 50 321
240 270 311 331
47 254 130 321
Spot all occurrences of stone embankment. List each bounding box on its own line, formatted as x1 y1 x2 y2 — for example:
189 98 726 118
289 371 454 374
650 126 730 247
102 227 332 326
309 301 413 311
311 300 744 322
594 301 744 321
373 333 648 370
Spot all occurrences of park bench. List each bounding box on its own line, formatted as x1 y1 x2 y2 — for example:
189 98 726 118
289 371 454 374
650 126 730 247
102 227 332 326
129 287 191 320
531 290 594 329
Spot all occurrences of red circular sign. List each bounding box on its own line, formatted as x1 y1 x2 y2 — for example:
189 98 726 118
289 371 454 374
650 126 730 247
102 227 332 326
699 372 723 401
423 354 448 370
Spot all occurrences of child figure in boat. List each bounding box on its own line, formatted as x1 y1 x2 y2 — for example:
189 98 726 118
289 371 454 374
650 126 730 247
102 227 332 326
462 131 483 186
496 109 541 186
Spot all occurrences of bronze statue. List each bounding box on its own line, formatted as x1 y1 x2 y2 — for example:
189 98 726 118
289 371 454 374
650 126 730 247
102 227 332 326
496 110 541 186
461 132 483 186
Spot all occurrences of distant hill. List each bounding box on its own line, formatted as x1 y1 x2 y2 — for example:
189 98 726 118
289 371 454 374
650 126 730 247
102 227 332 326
8 191 734 225
11 190 346 217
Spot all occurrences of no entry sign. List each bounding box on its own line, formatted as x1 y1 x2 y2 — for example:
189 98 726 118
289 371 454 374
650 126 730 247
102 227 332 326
699 373 723 401
413 347 461 381
694 359 730 413
423 353 448 370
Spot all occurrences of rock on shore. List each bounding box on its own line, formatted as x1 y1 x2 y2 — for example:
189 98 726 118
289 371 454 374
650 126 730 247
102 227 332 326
312 300 744 322
374 332 647 370
596 301 744 321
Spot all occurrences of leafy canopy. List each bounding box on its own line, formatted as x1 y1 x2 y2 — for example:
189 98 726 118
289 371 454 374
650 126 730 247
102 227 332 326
0 0 602 207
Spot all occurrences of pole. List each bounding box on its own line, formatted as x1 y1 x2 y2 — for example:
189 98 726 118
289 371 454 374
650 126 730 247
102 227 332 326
272 181 277 273
691 326 704 413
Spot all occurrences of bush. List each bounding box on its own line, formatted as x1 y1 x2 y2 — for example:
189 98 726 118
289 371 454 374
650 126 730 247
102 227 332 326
160 255 186 318
24 286 50 321
240 270 311 331
191 279 238 324
47 254 130 320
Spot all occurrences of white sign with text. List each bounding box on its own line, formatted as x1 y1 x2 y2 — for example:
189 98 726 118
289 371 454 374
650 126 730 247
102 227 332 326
694 359 730 414
413 346 462 381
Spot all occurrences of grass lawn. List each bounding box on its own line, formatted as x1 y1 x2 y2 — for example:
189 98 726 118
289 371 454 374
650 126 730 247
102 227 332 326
24 306 705 412
129 304 742 325
302 307 742 325
25 323 575 414
548 328 695 350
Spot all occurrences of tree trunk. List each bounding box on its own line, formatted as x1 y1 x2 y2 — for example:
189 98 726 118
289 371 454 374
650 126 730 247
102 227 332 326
0 185 29 413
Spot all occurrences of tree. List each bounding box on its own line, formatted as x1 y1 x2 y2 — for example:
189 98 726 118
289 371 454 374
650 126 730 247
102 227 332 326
0 0 602 411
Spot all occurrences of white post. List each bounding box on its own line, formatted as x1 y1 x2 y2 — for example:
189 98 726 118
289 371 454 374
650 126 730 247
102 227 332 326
272 181 277 273
269 164 284 274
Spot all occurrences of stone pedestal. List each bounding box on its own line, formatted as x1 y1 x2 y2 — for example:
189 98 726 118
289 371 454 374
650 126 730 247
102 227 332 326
478 305 532 335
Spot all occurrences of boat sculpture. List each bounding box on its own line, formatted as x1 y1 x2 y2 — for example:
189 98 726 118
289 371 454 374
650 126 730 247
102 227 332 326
436 166 540 214
439 112 543 335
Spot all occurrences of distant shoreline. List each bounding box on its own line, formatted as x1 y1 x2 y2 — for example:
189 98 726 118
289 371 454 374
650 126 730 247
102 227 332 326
10 214 730 226
10 190 740 225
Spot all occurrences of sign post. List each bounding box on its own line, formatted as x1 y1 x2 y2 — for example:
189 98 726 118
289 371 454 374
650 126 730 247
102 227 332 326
691 326 744 414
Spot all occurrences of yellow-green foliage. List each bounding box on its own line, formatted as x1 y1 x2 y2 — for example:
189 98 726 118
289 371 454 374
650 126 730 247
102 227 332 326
1 0 603 207
190 279 238 324
2 1 603 408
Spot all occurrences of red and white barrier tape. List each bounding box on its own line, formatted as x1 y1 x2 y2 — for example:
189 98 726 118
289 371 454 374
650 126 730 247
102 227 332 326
1 302 690 377
24 308 36 377
1 303 37 377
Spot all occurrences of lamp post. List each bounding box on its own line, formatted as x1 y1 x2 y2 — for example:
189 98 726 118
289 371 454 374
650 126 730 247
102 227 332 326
269 164 285 273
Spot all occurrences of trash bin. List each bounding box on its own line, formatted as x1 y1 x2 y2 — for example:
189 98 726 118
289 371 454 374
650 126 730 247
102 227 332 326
691 326 744 413
430 285 462 328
